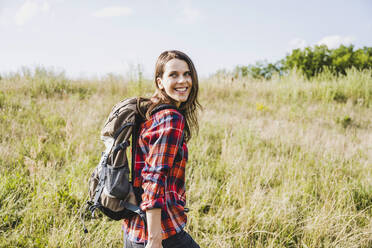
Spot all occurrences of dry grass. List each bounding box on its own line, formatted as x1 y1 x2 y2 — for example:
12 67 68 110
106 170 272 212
0 68 371 247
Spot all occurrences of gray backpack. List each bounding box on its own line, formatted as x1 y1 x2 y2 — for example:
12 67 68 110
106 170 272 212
81 97 179 233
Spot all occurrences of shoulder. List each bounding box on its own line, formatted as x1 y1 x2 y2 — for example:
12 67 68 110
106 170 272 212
152 109 185 130
153 108 184 122
140 109 184 142
142 108 184 132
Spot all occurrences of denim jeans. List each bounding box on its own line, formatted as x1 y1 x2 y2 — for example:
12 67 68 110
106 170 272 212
124 230 200 248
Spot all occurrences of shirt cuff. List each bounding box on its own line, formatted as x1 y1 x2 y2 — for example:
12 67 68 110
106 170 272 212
140 181 166 211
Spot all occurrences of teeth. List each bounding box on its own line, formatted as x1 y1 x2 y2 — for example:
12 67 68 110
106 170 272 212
175 88 187 92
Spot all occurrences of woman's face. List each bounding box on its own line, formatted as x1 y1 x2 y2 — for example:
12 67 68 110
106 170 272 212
157 58 192 107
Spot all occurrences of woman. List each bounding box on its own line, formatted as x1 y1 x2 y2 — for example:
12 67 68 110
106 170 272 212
123 50 201 248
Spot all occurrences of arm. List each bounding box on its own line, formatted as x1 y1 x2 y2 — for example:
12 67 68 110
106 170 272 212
140 111 185 243
145 209 162 248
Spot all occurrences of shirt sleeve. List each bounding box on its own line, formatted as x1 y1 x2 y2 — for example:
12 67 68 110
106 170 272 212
140 110 185 211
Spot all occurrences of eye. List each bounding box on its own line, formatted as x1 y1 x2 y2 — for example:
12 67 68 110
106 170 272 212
184 71 191 76
169 72 177 78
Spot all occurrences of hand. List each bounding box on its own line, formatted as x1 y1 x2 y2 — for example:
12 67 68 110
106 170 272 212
127 189 137 205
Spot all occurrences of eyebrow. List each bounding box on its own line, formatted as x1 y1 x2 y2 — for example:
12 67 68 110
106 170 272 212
168 70 191 74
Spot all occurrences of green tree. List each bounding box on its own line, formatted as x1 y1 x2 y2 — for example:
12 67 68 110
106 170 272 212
284 45 332 78
283 44 372 78
233 61 282 80
219 44 372 80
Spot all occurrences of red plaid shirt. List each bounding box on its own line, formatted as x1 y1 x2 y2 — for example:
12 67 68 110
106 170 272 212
123 108 188 243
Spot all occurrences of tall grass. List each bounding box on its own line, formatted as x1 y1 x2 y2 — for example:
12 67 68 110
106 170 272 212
0 68 371 247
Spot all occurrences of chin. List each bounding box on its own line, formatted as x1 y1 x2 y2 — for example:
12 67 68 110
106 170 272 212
179 97 189 103
172 95 189 103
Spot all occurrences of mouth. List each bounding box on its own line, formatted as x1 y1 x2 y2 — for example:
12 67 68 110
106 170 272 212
174 87 189 92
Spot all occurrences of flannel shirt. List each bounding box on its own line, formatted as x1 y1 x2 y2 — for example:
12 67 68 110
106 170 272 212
123 108 188 243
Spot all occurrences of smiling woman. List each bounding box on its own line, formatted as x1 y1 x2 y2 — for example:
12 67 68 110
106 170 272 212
122 50 202 248
156 58 193 107
147 50 201 142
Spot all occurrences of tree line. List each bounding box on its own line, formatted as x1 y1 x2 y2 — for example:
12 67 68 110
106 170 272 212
232 45 372 79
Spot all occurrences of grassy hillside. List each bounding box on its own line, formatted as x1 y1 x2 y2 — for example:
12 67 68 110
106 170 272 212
0 68 371 247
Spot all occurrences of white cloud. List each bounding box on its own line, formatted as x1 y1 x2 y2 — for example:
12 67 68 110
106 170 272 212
92 6 133 18
15 0 50 26
288 35 357 51
289 38 308 50
316 35 355 49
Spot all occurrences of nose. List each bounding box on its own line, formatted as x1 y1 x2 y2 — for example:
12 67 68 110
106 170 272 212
178 75 187 83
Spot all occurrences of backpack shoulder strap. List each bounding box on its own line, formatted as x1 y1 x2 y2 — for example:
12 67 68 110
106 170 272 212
130 103 181 184
150 104 179 116
151 103 184 148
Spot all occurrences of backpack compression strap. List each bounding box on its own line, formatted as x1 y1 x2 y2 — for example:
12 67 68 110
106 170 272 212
136 97 149 121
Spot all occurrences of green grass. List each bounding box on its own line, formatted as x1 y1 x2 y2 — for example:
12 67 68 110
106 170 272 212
0 68 371 247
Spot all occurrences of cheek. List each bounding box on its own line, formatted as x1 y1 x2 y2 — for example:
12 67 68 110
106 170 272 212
166 80 177 88
188 79 193 88
188 77 193 85
163 82 175 93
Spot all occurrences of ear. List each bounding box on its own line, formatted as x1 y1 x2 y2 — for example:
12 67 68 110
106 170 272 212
156 77 164 89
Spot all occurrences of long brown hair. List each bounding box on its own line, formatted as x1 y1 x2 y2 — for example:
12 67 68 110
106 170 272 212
146 50 202 142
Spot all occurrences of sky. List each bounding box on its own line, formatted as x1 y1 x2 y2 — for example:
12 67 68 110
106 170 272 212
0 0 371 79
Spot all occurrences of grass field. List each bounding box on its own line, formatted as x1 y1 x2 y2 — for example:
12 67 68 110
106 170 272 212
0 67 371 247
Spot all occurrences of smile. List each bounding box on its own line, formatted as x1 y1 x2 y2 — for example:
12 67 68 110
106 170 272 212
175 87 188 92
